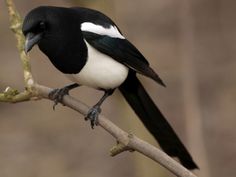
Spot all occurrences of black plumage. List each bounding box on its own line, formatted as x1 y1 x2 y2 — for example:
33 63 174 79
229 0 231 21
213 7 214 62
83 31 165 86
22 6 198 169
119 72 197 169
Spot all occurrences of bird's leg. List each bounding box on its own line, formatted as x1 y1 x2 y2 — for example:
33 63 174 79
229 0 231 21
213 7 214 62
85 89 114 128
48 83 80 110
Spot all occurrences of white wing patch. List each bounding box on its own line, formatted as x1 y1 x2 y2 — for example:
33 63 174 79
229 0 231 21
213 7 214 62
81 22 125 39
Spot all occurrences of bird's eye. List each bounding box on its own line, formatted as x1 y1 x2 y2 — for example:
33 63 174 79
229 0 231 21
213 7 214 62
39 21 46 30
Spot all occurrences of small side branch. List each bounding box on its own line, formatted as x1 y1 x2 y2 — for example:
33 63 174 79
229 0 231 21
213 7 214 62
1 1 197 177
110 140 134 157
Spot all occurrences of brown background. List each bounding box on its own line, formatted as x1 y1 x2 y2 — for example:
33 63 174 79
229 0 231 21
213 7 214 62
0 0 235 177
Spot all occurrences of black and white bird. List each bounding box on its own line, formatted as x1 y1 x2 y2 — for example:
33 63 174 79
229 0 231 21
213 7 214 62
22 6 198 169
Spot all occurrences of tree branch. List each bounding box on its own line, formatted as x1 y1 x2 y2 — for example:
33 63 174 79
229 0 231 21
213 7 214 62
1 0 197 177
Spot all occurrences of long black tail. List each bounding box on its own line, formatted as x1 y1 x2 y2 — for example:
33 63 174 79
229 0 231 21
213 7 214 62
119 73 198 169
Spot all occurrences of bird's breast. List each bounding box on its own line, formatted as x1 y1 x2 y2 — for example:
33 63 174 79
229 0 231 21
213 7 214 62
65 42 129 90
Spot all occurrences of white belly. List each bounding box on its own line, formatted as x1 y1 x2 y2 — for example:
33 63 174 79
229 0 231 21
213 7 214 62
65 42 129 89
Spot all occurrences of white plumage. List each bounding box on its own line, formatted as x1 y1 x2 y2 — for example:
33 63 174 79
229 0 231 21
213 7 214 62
81 22 125 39
66 23 128 89
66 41 129 89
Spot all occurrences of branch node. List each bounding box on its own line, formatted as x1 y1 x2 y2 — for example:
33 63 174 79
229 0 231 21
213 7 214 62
110 141 134 157
128 133 134 139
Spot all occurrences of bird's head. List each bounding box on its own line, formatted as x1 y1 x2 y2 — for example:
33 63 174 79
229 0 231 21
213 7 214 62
22 6 80 54
22 6 87 73
22 6 50 53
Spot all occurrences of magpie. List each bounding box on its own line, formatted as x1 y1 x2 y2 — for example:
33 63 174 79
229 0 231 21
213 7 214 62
22 6 198 169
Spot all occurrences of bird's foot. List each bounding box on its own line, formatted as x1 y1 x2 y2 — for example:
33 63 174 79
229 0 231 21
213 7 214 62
48 87 70 110
85 105 101 129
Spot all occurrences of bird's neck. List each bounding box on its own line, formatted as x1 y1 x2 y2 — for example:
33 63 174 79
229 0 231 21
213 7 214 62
38 30 87 74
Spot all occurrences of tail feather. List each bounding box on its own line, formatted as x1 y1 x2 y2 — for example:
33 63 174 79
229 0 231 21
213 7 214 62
119 73 198 169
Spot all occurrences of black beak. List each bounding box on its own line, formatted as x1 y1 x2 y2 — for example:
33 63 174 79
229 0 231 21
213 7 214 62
24 32 42 53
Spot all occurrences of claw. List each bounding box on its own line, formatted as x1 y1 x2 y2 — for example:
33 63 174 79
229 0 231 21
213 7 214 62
48 87 70 110
48 83 79 110
84 89 114 128
53 102 57 111
85 106 101 128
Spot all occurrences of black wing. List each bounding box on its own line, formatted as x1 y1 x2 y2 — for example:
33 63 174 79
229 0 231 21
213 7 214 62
82 31 165 86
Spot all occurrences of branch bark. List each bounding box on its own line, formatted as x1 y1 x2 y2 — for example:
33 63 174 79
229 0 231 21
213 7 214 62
1 0 197 177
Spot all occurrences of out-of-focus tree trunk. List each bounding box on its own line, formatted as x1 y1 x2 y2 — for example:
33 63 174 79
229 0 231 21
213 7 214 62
179 0 211 176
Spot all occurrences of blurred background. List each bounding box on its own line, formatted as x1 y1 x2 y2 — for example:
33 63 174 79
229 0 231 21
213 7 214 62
0 0 235 177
